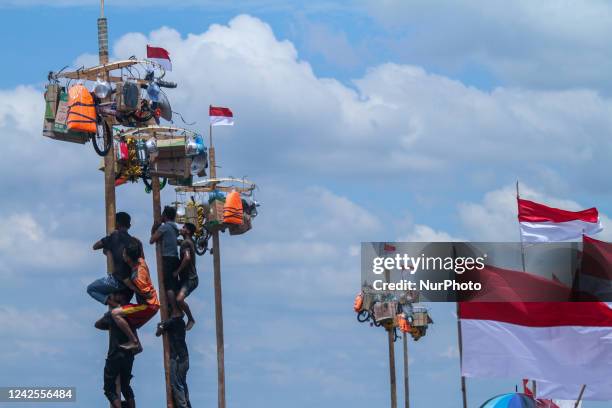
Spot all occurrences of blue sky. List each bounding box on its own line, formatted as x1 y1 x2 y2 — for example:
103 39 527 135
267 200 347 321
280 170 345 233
1 1 612 407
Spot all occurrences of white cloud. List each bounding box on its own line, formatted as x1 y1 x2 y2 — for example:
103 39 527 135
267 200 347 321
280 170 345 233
0 213 89 270
401 225 462 242
364 0 612 90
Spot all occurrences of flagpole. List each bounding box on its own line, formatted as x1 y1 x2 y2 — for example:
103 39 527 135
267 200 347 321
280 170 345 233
402 332 410 408
208 112 226 408
451 244 468 408
517 180 527 273
456 302 468 408
574 385 586 408
383 251 397 408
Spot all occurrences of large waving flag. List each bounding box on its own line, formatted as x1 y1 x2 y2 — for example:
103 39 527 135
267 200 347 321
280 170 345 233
209 106 234 126
147 45 172 71
518 198 602 242
459 301 612 385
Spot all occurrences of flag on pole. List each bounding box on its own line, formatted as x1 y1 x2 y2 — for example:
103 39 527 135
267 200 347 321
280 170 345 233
459 301 612 385
147 45 172 71
518 198 602 242
209 106 234 126
574 235 612 301
383 243 396 252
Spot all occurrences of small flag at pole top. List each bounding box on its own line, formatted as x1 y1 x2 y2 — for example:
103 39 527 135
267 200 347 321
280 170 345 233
383 243 396 252
146 45 172 71
209 106 234 126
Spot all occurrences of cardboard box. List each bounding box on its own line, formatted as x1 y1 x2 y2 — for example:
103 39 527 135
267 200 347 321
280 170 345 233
150 157 192 178
42 119 89 144
156 138 187 159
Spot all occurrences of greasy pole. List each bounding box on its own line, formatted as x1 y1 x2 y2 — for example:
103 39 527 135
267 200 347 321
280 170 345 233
208 124 227 408
152 176 175 408
403 333 409 408
97 3 118 407
388 327 398 408
98 0 115 273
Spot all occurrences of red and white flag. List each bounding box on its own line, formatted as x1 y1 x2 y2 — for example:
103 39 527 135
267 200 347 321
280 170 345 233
459 301 612 385
383 243 396 252
209 106 234 126
518 198 602 243
147 45 172 71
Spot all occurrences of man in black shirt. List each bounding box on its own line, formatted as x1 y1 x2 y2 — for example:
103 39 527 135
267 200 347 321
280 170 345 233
172 223 199 330
88 212 143 307
95 291 137 408
156 316 191 408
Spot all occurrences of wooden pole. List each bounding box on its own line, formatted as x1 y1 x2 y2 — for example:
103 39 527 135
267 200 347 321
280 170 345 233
97 3 117 407
387 327 398 408
574 385 586 408
402 332 409 408
209 124 226 408
456 303 468 408
381 252 397 408
152 176 175 408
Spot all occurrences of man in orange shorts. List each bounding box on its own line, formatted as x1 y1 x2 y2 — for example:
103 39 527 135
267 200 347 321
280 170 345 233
111 239 160 352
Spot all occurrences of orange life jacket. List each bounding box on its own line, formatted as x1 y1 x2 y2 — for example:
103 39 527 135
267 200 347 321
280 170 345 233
67 84 97 133
353 292 363 312
397 314 411 333
223 191 243 225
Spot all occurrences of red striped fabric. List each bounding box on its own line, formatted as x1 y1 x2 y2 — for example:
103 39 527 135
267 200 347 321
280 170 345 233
458 301 612 327
582 235 612 280
518 198 599 223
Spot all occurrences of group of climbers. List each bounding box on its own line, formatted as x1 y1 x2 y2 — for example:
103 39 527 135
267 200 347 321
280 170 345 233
87 209 198 408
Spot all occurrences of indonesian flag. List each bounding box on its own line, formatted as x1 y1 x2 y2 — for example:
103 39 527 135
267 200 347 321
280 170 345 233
518 198 602 243
459 301 612 385
383 243 396 252
536 236 612 402
574 236 612 301
209 106 234 126
146 45 172 71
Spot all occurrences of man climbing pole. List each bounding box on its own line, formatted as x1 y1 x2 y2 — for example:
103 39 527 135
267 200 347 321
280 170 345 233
156 315 192 408
172 223 199 330
110 239 161 352
95 291 137 408
150 206 180 315
89 212 144 307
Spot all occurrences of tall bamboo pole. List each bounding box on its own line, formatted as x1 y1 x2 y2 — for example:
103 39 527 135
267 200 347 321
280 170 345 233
402 332 409 408
97 3 118 407
209 122 226 408
388 327 398 408
152 176 175 408
383 254 397 408
98 1 114 271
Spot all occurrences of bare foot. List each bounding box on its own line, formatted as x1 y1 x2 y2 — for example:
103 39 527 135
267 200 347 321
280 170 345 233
186 320 195 331
119 341 141 351
155 323 164 337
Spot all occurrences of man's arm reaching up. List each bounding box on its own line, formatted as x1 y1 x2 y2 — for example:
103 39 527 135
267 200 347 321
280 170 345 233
150 222 162 245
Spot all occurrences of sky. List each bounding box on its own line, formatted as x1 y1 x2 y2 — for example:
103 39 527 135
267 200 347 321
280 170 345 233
1 1 612 407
